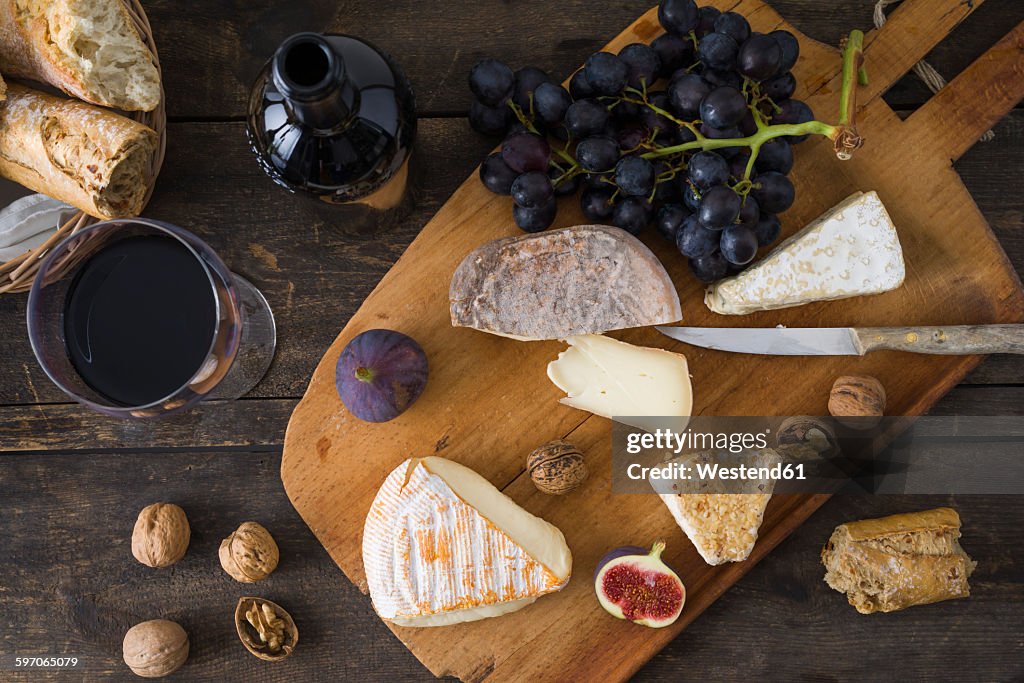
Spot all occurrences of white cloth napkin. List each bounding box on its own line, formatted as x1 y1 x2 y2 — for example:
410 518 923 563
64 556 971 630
0 194 75 262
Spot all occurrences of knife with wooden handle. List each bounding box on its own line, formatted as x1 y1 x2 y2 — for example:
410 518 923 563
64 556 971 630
655 325 1024 356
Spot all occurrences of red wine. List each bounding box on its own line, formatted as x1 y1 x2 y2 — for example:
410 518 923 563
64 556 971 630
63 235 218 406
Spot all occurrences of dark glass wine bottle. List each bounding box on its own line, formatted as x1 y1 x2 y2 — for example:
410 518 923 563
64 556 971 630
247 32 416 206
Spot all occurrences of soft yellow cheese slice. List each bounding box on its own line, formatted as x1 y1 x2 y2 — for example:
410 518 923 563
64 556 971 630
547 334 692 430
362 456 571 627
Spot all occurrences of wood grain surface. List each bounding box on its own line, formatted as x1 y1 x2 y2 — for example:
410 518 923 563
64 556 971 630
0 0 1022 681
281 0 1024 680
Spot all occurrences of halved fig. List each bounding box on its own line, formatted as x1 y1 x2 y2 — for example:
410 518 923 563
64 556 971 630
594 541 685 628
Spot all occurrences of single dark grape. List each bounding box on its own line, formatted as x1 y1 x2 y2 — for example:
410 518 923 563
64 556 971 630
469 59 514 106
771 30 800 72
695 6 721 38
700 124 744 159
469 100 510 136
640 92 674 139
612 196 653 235
479 152 518 194
713 12 751 44
753 213 781 246
737 109 757 136
683 183 701 211
762 71 796 101
612 99 643 125
511 171 554 209
667 73 710 119
755 138 793 174
720 224 758 265
772 99 814 143
580 186 616 222
677 215 719 258
655 204 689 242
584 52 629 96
513 198 557 232
652 33 692 77
549 166 580 196
569 69 596 99
738 34 782 80
565 99 611 138
698 184 741 229
615 156 656 197
698 32 739 71
699 86 747 129
576 136 620 172
533 82 572 126
738 195 760 226
658 0 699 36
619 43 661 89
673 124 697 145
700 67 742 90
687 150 729 189
512 67 551 111
616 125 646 151
501 132 550 173
728 151 751 180
752 171 795 213
689 251 729 283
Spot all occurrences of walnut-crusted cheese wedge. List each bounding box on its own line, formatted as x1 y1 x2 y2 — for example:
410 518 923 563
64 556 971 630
657 449 781 565
706 191 905 315
362 456 572 627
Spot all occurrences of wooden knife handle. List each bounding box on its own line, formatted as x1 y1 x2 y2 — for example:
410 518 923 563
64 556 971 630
855 325 1024 355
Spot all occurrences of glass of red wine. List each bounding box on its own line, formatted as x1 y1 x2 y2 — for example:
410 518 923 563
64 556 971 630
26 218 276 418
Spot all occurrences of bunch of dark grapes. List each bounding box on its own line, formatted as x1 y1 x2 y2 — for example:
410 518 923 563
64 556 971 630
468 0 814 283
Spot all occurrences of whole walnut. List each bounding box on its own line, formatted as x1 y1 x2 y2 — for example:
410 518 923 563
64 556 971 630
829 375 887 429
122 619 189 678
131 503 190 568
527 440 588 495
219 522 279 582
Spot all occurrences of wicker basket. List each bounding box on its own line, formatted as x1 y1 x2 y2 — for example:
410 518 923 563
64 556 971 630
0 0 167 294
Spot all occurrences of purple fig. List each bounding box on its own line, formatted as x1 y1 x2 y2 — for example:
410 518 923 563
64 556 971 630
594 541 685 627
335 329 428 423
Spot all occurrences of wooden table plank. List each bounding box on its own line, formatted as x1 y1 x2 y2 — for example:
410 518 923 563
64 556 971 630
1 450 1019 681
142 0 1024 118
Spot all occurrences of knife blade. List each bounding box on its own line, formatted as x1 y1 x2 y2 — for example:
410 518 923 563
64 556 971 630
655 325 1024 356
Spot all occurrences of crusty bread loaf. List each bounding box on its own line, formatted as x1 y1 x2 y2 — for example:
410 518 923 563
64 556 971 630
822 507 976 614
0 83 156 218
0 0 160 111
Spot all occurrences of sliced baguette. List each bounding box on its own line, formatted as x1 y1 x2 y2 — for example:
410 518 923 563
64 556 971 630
0 83 156 218
0 0 160 111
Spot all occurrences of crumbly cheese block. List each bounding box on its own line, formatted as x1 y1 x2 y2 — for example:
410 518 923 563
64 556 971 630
546 334 692 431
706 191 905 315
450 224 682 340
362 456 572 627
657 449 781 565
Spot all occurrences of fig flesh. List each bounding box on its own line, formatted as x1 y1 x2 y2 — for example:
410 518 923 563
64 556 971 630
335 329 428 422
594 541 685 627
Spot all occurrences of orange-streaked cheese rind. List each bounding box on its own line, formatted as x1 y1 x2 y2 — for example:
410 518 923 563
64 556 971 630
363 457 571 627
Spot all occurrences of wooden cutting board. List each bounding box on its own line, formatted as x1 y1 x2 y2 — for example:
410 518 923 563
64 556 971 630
282 1 1024 680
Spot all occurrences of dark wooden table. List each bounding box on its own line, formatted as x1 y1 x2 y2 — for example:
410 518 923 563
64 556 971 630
1 1 1022 680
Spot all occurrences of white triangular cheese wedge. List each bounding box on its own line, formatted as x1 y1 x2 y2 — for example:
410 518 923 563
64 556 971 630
657 449 781 566
705 191 905 315
546 334 692 432
363 456 572 627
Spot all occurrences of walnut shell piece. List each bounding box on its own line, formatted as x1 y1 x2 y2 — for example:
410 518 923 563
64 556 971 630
122 619 189 678
234 597 298 661
527 440 588 495
219 522 279 582
776 416 840 459
828 375 887 429
131 503 190 568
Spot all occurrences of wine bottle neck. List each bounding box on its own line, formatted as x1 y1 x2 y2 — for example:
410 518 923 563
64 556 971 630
272 33 357 130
